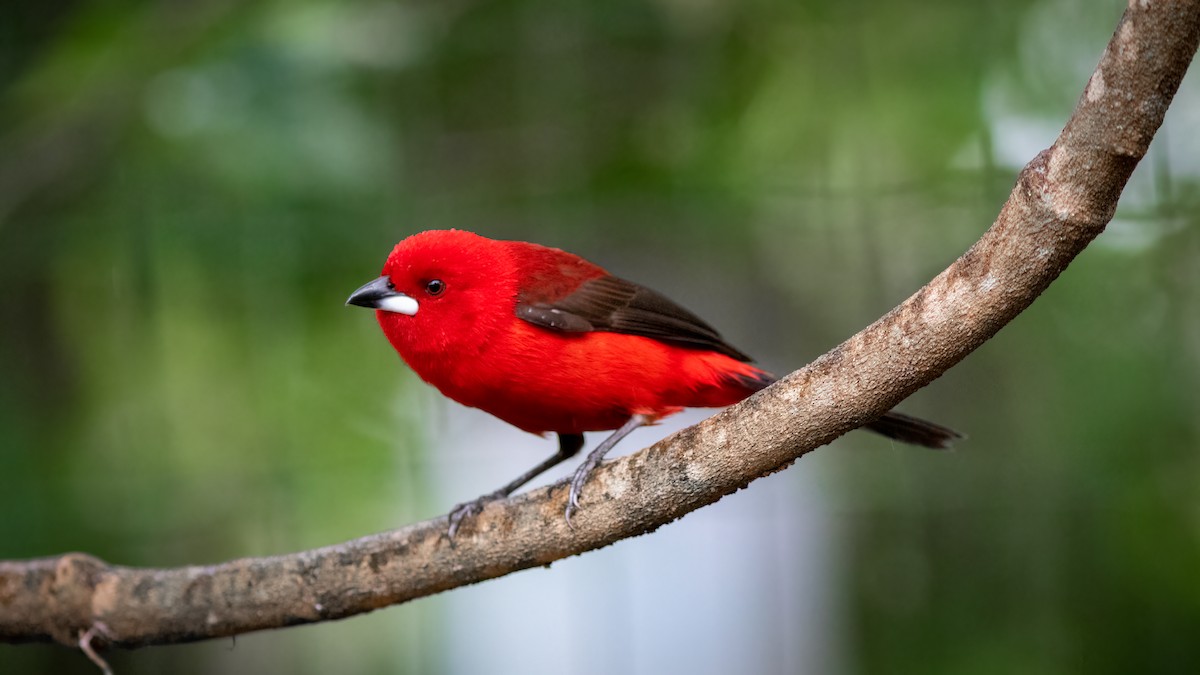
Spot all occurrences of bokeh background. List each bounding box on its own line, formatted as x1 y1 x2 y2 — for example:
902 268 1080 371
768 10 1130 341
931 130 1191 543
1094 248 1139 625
2 0 1198 673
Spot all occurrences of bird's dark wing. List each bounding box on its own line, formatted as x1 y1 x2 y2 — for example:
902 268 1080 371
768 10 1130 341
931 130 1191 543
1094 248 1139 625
515 274 753 361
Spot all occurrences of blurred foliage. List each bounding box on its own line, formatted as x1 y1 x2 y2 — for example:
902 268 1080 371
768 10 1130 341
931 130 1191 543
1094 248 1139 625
1 0 1198 674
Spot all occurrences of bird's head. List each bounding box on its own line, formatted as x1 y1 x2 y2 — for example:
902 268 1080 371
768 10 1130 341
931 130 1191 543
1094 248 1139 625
347 229 518 364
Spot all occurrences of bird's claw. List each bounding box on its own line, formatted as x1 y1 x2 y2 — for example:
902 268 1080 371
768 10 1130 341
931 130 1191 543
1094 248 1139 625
447 491 506 539
564 458 598 528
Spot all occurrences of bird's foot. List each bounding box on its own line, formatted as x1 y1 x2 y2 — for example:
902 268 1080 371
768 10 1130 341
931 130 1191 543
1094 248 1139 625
447 489 508 539
564 455 603 528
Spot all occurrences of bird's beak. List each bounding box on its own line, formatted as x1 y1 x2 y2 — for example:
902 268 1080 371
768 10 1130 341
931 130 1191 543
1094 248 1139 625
346 276 419 316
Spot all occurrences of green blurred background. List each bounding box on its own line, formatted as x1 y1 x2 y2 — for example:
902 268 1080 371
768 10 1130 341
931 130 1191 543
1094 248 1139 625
2 0 1198 673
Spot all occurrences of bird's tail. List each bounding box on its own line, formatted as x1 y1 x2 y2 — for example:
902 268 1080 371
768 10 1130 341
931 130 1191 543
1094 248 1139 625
730 371 962 449
865 411 962 450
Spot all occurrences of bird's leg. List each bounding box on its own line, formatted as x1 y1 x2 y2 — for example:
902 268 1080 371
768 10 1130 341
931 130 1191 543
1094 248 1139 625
447 433 585 539
565 414 650 527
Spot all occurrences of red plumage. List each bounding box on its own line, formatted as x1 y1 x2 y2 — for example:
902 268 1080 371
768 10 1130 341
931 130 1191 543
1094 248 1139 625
371 229 770 435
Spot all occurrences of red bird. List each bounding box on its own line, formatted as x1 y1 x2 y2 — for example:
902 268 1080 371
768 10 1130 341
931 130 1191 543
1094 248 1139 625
348 229 958 534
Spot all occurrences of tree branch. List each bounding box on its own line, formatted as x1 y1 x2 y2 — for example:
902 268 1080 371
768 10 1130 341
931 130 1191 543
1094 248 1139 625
3 0 1198 653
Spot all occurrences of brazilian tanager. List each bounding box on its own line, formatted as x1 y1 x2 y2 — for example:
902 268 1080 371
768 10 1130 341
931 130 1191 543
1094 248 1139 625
347 229 959 535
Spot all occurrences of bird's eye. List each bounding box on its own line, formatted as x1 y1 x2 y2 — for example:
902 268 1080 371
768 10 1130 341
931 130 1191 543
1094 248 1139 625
425 279 446 296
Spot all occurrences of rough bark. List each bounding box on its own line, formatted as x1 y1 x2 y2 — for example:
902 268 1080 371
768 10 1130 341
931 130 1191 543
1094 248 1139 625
2 0 1198 654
